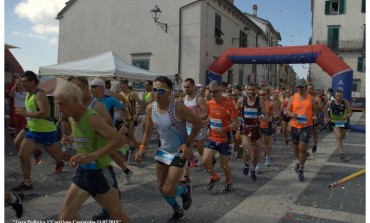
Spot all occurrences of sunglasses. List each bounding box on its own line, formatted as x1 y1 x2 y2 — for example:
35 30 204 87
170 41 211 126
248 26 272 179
209 90 220 94
153 87 170 94
20 80 30 83
259 93 266 96
90 86 98 89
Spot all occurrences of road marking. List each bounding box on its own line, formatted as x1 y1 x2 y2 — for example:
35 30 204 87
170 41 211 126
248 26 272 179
342 143 365 147
324 161 365 169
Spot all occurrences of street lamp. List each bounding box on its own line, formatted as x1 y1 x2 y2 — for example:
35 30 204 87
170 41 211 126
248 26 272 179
151 5 168 33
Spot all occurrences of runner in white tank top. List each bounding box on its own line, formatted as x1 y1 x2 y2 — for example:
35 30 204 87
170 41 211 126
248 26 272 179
135 76 204 222
180 79 209 184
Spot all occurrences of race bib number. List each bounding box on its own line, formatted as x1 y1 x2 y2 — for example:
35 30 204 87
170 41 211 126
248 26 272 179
154 149 182 165
244 108 258 119
296 115 307 124
210 118 222 130
335 120 345 127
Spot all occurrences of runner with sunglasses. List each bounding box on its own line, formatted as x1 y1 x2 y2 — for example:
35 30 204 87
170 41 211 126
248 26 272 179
203 80 238 193
179 78 209 185
236 82 267 181
285 79 317 181
259 88 280 167
135 76 203 222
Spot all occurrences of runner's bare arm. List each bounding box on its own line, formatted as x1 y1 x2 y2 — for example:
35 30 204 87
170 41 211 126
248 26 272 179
197 96 209 120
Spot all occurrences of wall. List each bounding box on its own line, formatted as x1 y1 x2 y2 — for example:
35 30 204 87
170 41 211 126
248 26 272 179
310 0 365 95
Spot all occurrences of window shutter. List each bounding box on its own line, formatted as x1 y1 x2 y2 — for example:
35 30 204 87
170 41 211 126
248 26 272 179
357 57 364 71
325 1 331 15
362 0 365 13
339 0 345 14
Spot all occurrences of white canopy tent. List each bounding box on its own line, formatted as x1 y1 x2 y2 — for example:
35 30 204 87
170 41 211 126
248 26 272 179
39 51 165 80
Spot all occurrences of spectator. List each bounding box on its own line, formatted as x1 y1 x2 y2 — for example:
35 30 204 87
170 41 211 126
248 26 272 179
173 74 183 93
6 74 19 137
10 77 27 135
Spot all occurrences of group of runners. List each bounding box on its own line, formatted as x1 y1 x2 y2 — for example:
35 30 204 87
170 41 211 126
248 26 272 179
7 71 353 223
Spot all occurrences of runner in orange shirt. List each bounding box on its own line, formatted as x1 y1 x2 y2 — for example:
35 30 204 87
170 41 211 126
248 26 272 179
203 80 238 193
285 79 317 181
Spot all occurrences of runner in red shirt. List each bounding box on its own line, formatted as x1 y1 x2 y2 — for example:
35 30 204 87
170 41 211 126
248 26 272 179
203 80 238 193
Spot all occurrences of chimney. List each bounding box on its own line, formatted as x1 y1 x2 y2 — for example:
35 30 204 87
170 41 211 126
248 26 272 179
228 0 234 4
253 4 257 16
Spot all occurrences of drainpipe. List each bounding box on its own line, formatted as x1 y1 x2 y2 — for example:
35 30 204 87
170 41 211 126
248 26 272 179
178 0 203 74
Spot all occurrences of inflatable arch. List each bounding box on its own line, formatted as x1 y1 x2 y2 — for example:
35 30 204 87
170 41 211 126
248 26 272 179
207 44 353 101
207 44 366 132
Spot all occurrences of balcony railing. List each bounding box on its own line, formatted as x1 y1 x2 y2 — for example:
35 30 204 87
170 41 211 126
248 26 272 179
316 40 365 50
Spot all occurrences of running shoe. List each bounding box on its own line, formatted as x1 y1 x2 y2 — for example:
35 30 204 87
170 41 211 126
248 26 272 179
264 157 270 167
92 210 110 221
298 167 304 181
285 139 289 145
167 208 184 223
34 149 43 165
124 170 133 185
179 176 191 184
10 192 24 218
295 163 299 173
250 170 257 181
207 174 220 191
53 161 64 174
312 145 317 153
11 181 33 192
222 181 233 193
340 153 345 160
243 163 249 176
181 184 192 210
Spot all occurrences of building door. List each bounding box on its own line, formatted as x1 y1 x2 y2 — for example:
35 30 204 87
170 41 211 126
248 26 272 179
327 26 339 49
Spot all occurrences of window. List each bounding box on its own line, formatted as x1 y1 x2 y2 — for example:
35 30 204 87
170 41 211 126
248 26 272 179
239 30 247 48
215 13 223 37
352 79 361 92
327 26 340 49
325 0 345 15
357 56 366 72
227 70 234 84
238 70 244 86
362 0 365 13
132 59 149 70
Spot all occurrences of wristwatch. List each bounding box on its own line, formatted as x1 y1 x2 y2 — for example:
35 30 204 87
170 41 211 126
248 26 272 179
184 141 191 147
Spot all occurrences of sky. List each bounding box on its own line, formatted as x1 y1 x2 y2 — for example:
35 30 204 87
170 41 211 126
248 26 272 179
4 0 312 78
234 0 312 78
